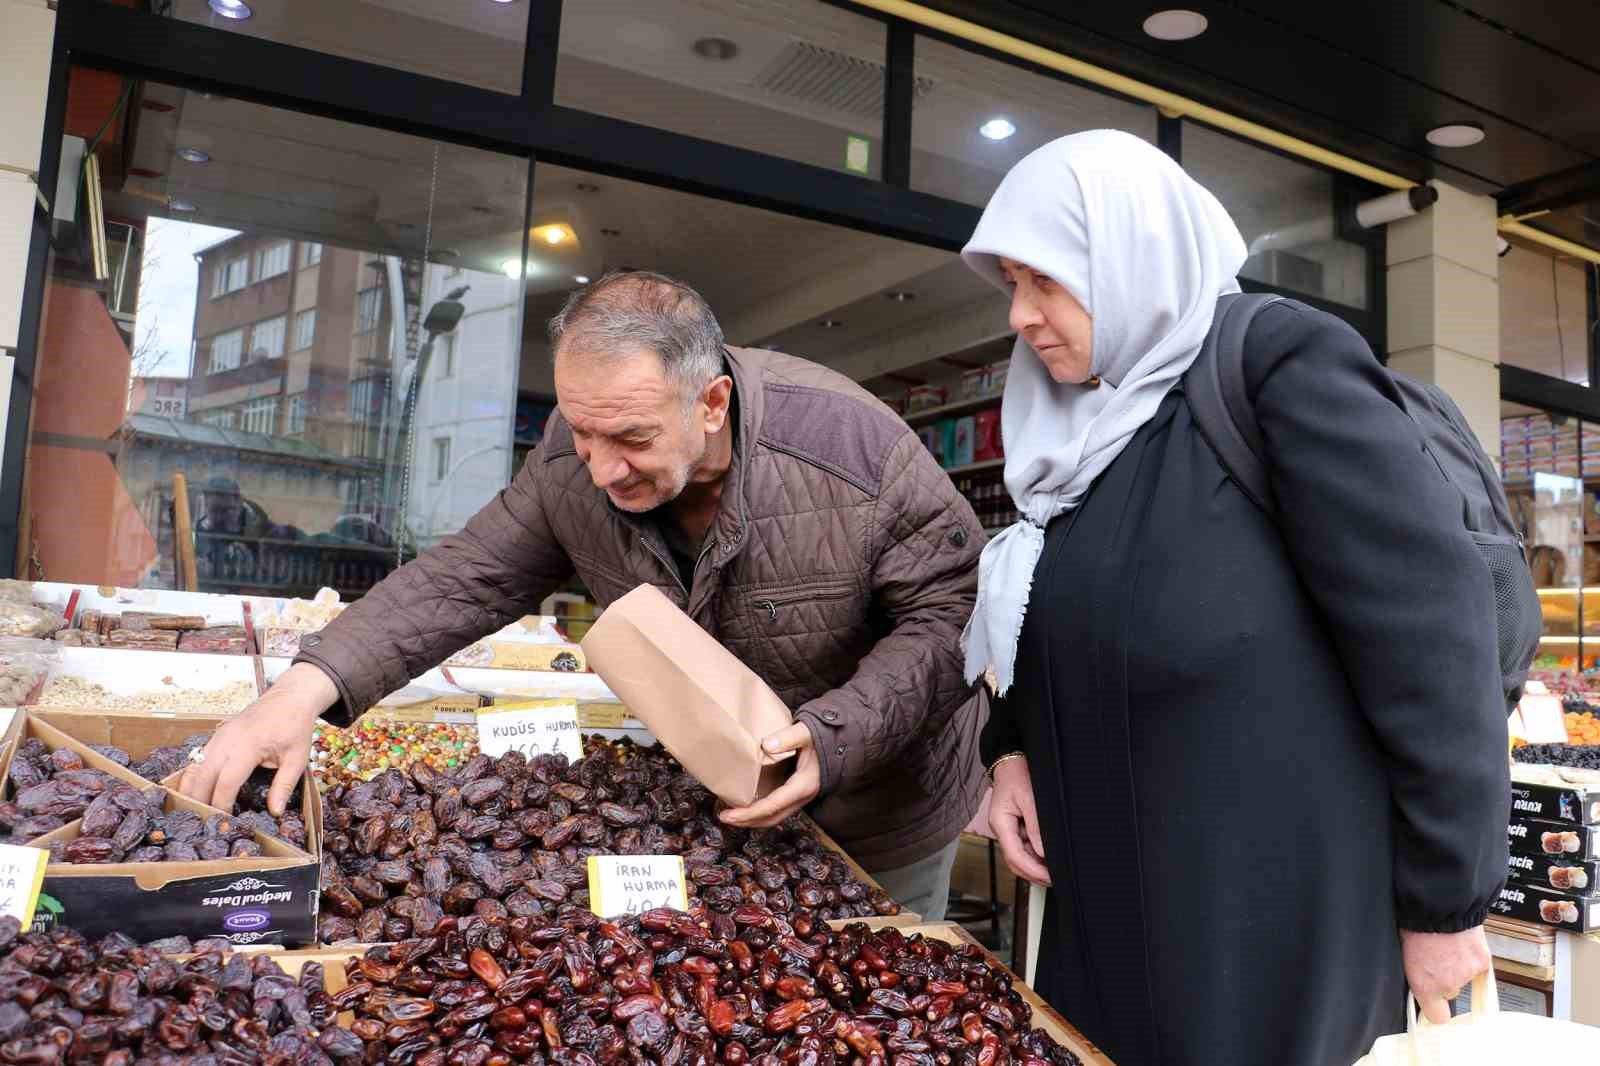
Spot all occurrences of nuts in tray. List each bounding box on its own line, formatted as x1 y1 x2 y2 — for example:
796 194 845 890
33 677 257 715
310 717 479 787
0 917 351 1063
334 909 1082 1066
317 737 896 944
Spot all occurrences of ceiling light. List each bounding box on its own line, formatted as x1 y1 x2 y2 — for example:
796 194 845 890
1142 9 1208 41
207 0 252 19
600 228 621 238
435 249 460 261
692 37 739 61
819 319 843 329
501 258 523 278
978 118 1016 141
168 199 196 213
490 0 517 4
1426 123 1485 148
576 182 600 193
574 275 590 284
175 147 210 164
534 222 577 246
885 290 916 302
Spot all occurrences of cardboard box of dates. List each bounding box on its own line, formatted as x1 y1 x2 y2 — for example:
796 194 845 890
0 711 320 946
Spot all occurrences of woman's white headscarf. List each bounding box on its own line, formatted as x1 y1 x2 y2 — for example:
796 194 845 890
961 129 1248 695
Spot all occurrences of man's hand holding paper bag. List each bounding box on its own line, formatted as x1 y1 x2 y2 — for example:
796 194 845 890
584 584 818 822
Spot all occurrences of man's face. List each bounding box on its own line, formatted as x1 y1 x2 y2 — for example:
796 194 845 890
208 493 243 530
555 348 720 513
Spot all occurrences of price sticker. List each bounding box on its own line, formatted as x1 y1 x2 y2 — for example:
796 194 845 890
475 699 583 761
587 855 688 919
0 845 49 926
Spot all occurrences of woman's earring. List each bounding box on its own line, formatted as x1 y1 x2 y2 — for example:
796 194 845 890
1084 375 1102 388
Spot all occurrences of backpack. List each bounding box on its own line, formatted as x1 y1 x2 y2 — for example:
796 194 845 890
1184 293 1542 711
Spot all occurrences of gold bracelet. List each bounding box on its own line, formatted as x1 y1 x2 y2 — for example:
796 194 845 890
986 752 1026 783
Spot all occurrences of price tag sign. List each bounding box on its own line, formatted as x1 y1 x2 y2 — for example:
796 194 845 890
1518 692 1569 745
587 855 688 918
476 699 583 761
0 845 49 926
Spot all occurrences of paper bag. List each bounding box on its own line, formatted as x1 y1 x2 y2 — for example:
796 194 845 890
581 585 792 806
1351 971 1600 1065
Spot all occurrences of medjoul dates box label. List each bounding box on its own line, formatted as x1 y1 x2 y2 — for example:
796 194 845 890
35 861 318 944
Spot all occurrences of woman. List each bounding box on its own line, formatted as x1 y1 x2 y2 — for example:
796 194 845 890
967 130 1509 1066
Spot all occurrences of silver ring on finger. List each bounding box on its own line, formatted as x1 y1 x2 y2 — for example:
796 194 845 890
188 748 206 765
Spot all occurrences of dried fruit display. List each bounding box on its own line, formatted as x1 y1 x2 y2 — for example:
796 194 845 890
0 737 130 844
1513 743 1600 771
0 916 355 1063
54 796 276 865
335 908 1082 1066
311 718 479 788
318 738 896 944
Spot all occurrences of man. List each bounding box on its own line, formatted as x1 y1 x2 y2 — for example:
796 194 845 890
181 270 987 917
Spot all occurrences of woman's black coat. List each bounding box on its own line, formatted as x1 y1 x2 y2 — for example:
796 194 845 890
982 300 1511 1066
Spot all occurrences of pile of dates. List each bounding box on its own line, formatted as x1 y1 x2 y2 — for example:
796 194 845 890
57 802 273 864
333 906 1082 1066
0 915 361 1064
124 732 310 850
319 738 897 944
0 740 135 843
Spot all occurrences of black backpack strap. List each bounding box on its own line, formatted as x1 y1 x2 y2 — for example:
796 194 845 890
1184 292 1285 515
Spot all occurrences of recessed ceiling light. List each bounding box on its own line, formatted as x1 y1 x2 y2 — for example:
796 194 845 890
1426 123 1485 148
819 319 843 329
600 228 621 238
1142 9 1208 41
575 182 600 193
574 275 590 284
978 118 1017 141
435 249 460 261
490 0 517 5
168 198 197 213
692 37 739 61
208 0 252 20
885 290 916 302
175 147 210 164
501 258 523 279
534 222 577 246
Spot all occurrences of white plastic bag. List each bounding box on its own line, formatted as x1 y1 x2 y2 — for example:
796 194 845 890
1354 971 1600 1065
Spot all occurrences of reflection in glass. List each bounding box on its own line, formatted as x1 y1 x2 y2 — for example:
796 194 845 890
1499 240 1590 386
27 72 528 598
910 35 1157 206
557 0 887 179
168 0 528 95
1182 124 1370 309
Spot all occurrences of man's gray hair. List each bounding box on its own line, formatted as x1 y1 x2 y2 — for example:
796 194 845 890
548 270 726 400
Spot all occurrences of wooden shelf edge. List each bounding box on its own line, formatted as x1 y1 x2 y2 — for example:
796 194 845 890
903 393 1004 428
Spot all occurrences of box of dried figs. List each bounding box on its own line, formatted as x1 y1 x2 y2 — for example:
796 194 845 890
1490 882 1600 932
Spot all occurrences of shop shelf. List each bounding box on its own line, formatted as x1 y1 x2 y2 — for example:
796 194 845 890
902 393 1004 428
944 458 1006 477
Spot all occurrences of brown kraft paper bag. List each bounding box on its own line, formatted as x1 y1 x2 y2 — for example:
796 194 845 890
581 584 792 806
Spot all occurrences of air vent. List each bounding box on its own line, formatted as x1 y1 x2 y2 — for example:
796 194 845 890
754 41 935 120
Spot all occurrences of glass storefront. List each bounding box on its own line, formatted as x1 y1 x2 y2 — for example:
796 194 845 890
1500 239 1590 386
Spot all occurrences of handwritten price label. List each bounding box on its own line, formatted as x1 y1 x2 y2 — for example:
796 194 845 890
0 845 49 926
587 855 688 919
475 700 583 761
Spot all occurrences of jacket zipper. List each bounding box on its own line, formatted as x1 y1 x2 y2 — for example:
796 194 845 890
638 536 689 598
755 584 853 622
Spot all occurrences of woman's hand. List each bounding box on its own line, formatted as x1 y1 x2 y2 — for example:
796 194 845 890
1401 926 1492 1024
989 756 1051 886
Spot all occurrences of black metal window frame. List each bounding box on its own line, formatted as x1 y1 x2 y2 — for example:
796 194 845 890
5 0 1388 575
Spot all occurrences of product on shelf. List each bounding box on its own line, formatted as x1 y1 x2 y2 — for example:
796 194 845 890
0 918 352 1062
33 677 257 715
905 385 949 412
334 910 1083 1066
1513 742 1600 771
316 737 896 944
961 365 992 399
64 610 246 654
311 717 480 787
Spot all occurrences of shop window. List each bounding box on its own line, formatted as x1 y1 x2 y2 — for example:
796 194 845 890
207 329 243 373
212 255 249 297
1181 124 1371 310
24 69 528 595
167 0 527 96
556 0 887 180
909 35 1158 206
437 332 455 380
433 437 452 482
256 241 291 280
1500 241 1590 386
241 397 280 435
293 309 316 351
249 315 286 360
355 287 383 334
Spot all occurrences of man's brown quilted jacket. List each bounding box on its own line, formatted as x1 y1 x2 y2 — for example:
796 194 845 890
297 346 987 870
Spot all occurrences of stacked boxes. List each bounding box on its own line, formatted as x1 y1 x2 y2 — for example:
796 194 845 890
1495 776 1600 932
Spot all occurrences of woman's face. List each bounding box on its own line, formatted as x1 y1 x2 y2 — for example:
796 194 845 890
999 257 1094 384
